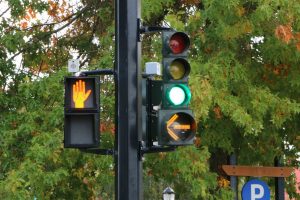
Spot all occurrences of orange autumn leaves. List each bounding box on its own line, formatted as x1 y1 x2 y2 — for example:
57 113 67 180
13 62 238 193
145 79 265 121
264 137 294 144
275 24 300 51
19 0 70 29
213 105 222 119
47 0 70 22
100 123 115 135
217 176 230 188
20 7 36 29
263 63 290 79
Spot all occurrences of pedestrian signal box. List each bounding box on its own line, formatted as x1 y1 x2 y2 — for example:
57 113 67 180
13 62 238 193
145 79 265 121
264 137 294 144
64 77 100 148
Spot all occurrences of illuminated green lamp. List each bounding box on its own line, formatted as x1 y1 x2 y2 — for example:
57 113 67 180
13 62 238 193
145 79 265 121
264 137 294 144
166 84 191 106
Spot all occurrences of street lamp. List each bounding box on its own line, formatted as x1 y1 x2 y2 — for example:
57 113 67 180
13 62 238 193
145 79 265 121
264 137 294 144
163 187 175 200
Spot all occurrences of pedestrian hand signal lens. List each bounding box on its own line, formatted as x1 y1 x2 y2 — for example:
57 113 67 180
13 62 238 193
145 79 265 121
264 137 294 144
65 77 98 110
169 58 190 80
73 80 92 108
169 32 190 54
167 84 191 106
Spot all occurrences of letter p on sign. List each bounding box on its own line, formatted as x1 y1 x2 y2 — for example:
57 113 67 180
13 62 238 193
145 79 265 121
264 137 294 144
251 184 264 200
242 179 270 200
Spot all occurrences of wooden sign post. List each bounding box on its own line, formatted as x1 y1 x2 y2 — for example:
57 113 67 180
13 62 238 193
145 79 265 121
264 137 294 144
222 165 293 177
222 162 294 200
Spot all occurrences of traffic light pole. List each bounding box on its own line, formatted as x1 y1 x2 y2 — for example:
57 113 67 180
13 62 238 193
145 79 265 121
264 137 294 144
115 0 142 200
274 157 285 200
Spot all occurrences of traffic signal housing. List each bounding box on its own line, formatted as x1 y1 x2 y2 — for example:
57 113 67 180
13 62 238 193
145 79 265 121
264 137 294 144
64 77 100 148
157 31 196 146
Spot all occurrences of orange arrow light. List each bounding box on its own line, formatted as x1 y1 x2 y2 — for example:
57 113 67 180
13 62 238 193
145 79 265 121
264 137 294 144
167 114 180 141
72 80 91 108
167 127 179 141
173 125 191 130
167 114 178 126
166 113 196 142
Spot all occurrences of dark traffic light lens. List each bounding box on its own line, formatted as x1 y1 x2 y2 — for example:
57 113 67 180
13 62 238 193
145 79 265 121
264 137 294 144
169 32 190 54
169 58 190 80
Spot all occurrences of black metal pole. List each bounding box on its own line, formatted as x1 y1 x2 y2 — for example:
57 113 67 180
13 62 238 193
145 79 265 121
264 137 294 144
229 154 238 200
275 157 285 200
115 0 142 199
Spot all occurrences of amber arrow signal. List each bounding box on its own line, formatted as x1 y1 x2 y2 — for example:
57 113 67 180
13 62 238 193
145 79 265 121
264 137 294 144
167 114 192 141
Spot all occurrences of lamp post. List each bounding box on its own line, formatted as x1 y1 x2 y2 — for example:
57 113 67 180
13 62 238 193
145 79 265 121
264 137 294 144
163 187 175 200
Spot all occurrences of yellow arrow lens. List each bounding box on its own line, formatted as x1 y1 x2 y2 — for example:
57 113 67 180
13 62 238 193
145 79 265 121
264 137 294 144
166 112 196 141
173 124 191 129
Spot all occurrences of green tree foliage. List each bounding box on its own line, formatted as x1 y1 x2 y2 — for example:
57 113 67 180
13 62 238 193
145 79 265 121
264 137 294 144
0 0 299 199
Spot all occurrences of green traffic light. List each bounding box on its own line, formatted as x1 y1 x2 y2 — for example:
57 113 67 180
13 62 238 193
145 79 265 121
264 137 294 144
166 84 191 106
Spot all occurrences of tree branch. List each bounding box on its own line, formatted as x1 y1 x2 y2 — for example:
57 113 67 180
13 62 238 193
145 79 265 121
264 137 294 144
8 6 89 62
0 7 10 18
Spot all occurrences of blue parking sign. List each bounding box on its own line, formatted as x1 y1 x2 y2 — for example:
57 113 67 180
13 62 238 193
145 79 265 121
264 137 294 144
242 179 270 200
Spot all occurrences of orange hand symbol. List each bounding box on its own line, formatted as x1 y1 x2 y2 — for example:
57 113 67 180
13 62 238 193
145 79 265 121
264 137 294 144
72 80 91 108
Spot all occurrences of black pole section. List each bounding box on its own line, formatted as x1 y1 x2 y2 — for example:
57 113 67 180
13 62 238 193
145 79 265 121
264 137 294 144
80 69 114 76
115 0 142 199
275 157 285 200
229 154 238 200
146 77 153 148
80 148 114 155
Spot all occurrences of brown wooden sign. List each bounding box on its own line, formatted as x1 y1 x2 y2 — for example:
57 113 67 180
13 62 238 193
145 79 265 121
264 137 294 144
222 165 294 177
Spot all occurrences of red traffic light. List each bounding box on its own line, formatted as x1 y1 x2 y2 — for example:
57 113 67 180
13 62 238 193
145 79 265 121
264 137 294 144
169 32 190 54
